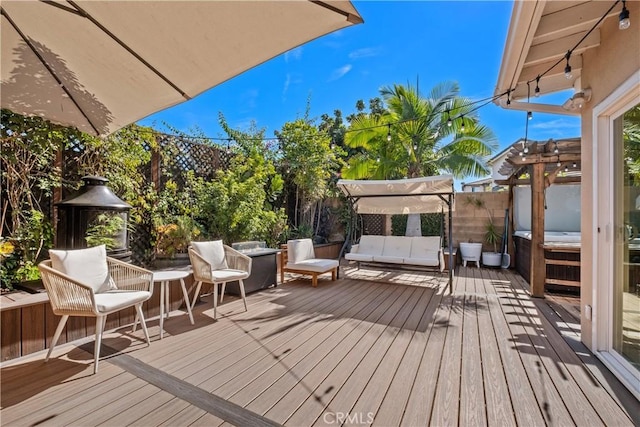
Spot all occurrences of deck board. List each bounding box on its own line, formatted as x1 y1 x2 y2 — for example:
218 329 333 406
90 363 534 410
228 280 399 415
1 266 636 427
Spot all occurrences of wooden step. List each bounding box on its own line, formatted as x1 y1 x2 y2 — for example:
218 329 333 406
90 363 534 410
545 259 581 267
546 278 581 287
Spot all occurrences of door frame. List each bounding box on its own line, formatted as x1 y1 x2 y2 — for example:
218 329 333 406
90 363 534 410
592 71 640 399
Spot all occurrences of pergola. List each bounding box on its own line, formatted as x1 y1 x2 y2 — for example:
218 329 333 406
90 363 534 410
495 137 581 297
337 175 456 292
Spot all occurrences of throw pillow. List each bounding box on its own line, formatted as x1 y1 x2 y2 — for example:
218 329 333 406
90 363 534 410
49 245 113 293
191 240 228 270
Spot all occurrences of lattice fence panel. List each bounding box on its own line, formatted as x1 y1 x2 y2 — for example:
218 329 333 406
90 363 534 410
361 214 385 235
156 136 229 188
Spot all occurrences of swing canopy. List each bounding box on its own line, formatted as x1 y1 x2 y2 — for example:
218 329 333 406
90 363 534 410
336 175 455 214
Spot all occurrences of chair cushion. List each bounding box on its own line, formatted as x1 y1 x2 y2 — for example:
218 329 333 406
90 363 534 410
381 236 412 258
410 236 441 258
404 257 439 267
287 239 315 264
211 268 249 282
357 235 386 256
287 258 339 273
49 245 114 293
191 240 228 270
95 290 151 313
345 253 374 262
373 255 405 264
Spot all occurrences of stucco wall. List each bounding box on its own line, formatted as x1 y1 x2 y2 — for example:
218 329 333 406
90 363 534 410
579 1 640 348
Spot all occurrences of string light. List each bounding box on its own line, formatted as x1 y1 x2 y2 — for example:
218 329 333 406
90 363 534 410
554 142 559 154
564 51 572 79
564 165 569 172
572 161 577 168
386 124 392 142
524 146 529 154
460 116 465 132
447 110 452 127
620 0 630 30
534 76 541 97
527 111 533 120
557 161 562 167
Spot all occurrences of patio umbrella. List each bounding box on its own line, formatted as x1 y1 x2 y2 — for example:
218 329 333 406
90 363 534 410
1 1 362 136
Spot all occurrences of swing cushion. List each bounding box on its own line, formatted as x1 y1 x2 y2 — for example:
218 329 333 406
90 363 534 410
346 235 443 270
374 236 412 264
345 235 384 262
405 237 442 267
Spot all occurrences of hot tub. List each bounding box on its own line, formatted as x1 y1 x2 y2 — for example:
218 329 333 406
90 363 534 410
513 230 581 290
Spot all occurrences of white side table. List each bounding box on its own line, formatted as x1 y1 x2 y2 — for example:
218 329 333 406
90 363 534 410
153 270 194 339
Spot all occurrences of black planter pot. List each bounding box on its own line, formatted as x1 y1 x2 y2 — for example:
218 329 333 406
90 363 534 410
16 278 46 294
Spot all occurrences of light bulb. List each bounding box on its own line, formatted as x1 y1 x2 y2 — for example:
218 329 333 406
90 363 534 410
534 78 541 97
557 161 561 167
564 63 572 79
620 1 630 30
447 118 452 127
564 166 569 172
554 147 559 154
524 147 529 154
572 161 577 168
460 116 465 132
387 133 392 142
413 144 417 150
527 111 533 120
522 155 527 161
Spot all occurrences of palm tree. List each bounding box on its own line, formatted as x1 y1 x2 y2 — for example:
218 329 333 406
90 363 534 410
342 81 498 235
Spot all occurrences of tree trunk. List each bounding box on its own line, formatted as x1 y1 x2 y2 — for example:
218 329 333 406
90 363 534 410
405 214 421 237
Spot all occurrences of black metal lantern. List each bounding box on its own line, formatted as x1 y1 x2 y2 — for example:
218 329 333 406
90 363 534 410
55 176 132 260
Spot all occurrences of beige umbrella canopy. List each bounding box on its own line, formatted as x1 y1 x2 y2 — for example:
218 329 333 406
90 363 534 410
1 1 362 136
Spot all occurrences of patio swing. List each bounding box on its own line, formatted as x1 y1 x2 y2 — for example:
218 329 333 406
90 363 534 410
337 175 456 293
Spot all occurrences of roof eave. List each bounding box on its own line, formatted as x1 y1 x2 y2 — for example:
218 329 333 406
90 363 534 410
494 0 547 104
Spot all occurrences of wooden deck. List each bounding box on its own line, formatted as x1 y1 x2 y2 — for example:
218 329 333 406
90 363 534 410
1 266 638 426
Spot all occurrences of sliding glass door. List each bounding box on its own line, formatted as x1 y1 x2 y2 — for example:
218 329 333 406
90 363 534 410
613 102 640 372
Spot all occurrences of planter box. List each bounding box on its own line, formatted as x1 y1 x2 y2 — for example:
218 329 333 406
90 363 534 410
0 274 197 362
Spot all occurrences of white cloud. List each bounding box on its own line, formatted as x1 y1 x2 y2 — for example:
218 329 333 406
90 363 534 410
530 118 580 137
348 47 382 60
284 46 303 63
531 118 579 130
282 74 291 99
328 64 352 82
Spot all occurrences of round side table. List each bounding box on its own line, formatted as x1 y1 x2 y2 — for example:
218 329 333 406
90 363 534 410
153 270 194 339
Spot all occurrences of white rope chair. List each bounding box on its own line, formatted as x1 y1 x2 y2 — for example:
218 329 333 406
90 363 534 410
39 250 153 374
188 241 251 319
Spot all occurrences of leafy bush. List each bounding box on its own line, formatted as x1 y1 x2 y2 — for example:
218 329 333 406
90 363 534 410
189 148 287 247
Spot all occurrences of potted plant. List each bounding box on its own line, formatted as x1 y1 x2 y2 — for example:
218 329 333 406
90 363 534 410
482 220 502 267
154 215 201 267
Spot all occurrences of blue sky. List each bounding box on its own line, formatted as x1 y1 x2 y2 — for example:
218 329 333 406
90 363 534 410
138 1 581 186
